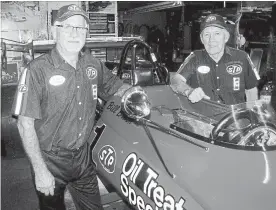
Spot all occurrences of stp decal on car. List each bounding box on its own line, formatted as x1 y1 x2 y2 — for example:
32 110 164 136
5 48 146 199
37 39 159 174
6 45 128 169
233 77 240 91
120 153 186 210
226 64 242 75
98 145 116 173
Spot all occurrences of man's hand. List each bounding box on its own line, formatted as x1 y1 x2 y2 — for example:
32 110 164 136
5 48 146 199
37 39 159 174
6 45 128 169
17 115 55 196
188 87 210 103
170 72 190 94
34 167 55 196
114 83 132 97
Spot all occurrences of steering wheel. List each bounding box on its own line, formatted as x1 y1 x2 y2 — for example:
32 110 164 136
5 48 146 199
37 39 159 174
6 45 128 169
117 39 169 85
211 109 260 140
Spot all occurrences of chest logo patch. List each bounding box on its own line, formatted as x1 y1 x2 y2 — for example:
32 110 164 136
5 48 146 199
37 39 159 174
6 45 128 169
86 67 97 80
197 66 210 74
49 75 65 86
226 64 242 75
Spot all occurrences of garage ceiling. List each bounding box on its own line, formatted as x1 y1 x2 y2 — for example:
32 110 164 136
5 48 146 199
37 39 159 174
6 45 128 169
117 1 230 12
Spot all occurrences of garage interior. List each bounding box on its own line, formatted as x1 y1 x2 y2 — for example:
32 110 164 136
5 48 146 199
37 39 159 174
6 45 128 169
1 1 276 210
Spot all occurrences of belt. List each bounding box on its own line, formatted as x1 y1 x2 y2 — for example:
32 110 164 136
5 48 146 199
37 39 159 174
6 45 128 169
50 143 87 156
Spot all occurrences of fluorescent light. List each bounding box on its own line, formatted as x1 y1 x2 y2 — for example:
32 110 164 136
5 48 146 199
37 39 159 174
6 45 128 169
127 1 184 14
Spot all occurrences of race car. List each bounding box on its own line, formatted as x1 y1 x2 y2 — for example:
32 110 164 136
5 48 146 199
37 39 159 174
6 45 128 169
1 38 276 210
90 39 276 210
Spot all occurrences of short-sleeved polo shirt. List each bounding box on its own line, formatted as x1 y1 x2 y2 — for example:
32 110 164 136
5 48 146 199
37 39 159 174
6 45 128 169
12 48 123 151
177 47 260 105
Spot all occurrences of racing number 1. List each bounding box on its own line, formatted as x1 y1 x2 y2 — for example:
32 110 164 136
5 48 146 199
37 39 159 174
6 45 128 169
91 124 106 149
94 124 106 141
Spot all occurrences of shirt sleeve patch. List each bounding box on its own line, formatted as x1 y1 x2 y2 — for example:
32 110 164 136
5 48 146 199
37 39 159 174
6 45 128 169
177 52 195 74
252 67 260 80
18 84 28 93
14 68 28 115
246 54 260 80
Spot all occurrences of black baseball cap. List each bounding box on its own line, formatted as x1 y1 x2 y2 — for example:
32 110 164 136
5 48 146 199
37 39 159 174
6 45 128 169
200 14 227 33
54 4 89 24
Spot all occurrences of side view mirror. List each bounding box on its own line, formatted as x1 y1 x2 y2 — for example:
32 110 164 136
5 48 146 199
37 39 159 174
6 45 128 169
121 86 151 120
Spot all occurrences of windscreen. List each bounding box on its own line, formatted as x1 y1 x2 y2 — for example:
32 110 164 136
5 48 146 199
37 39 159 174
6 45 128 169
174 96 276 149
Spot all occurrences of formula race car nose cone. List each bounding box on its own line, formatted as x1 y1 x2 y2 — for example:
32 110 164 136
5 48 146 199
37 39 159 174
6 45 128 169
121 86 151 120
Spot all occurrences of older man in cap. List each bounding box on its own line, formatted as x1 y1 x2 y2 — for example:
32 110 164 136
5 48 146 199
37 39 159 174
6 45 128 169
171 14 260 105
12 4 129 210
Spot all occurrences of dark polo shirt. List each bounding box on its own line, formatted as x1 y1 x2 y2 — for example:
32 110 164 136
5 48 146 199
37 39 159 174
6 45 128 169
12 48 123 151
177 47 260 105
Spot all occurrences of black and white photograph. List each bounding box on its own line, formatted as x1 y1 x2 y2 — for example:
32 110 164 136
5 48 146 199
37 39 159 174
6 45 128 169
1 1 276 210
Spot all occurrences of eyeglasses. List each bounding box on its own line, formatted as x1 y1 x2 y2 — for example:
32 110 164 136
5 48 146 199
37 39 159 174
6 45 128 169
56 25 88 34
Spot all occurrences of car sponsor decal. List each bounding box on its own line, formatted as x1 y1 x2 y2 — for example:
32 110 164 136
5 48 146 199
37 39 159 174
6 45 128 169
197 65 210 74
49 75 65 86
92 84 97 100
233 77 240 91
18 84 28 93
106 101 121 113
98 145 116 174
86 67 97 80
120 153 186 210
226 64 242 75
106 101 131 124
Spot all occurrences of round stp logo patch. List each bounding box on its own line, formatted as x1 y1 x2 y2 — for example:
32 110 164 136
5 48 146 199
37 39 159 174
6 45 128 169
98 145 116 173
226 64 242 75
86 67 97 80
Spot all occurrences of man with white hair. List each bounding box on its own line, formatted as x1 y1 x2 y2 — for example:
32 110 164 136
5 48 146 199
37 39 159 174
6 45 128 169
171 14 260 105
12 4 129 210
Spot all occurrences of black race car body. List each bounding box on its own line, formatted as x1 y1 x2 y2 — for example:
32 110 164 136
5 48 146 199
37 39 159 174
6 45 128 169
90 40 276 210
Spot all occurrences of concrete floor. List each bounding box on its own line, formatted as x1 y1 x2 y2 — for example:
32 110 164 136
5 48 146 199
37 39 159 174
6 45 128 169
1 157 40 210
1 139 111 210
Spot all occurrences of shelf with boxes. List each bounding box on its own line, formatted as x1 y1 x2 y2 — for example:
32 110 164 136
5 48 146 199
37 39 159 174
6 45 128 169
85 1 118 62
86 1 118 37
88 12 117 37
